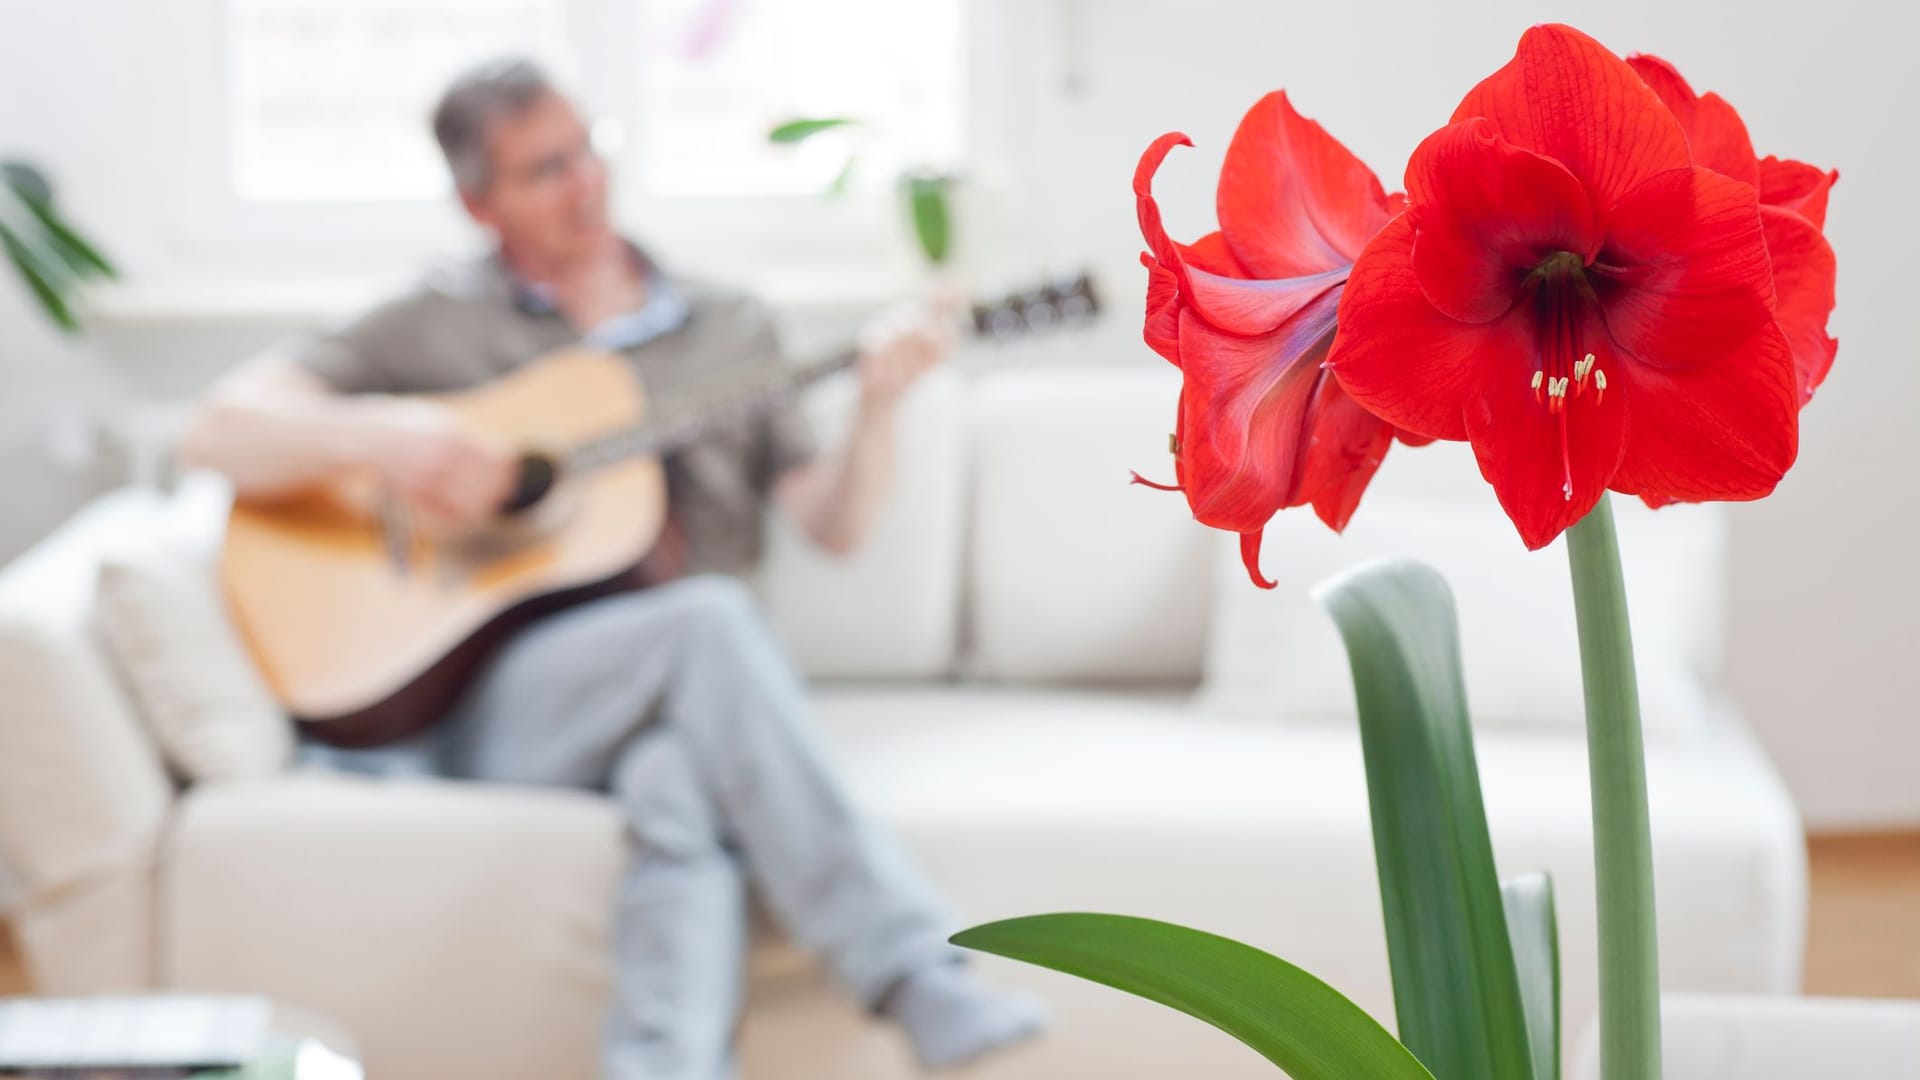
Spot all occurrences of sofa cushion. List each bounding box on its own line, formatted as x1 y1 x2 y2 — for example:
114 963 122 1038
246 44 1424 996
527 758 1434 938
0 489 176 990
757 369 966 680
1202 465 1726 733
161 772 623 1080
95 547 293 782
964 367 1212 684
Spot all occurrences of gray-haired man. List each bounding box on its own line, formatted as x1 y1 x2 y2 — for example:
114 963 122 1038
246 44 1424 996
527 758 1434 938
179 58 1044 1079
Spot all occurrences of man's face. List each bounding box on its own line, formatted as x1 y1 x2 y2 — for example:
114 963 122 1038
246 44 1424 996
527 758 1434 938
462 92 611 267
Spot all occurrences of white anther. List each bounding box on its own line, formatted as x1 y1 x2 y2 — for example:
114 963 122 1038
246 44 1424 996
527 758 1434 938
1593 370 1607 391
1531 371 1544 391
1548 376 1570 398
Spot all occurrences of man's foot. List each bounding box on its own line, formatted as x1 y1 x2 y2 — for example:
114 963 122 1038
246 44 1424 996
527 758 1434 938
881 963 1048 1070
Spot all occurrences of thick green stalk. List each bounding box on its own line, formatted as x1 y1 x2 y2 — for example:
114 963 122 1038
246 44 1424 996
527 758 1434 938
1566 493 1661 1080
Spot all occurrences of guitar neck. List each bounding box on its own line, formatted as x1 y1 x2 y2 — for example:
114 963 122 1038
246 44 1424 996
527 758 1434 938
568 347 858 473
566 271 1099 474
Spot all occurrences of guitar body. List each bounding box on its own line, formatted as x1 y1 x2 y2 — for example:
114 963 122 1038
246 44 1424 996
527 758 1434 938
222 349 667 748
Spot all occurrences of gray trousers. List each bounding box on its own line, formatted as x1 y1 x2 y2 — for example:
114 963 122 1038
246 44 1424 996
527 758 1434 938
327 576 959 1079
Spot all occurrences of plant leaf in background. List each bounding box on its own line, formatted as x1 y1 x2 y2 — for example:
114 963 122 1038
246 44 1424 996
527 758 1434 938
904 174 952 265
1314 559 1538 1080
826 155 859 198
766 116 858 144
953 913 1436 1080
1502 873 1562 1080
0 159 117 334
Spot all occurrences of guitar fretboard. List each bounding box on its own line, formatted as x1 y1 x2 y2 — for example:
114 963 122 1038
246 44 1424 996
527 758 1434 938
566 347 858 473
564 271 1099 474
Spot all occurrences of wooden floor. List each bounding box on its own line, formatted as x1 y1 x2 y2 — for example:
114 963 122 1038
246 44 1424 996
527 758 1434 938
3 832 1916 1000
1802 830 1920 998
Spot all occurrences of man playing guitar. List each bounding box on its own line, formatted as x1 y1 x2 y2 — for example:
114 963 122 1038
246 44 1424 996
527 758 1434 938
179 58 1044 1079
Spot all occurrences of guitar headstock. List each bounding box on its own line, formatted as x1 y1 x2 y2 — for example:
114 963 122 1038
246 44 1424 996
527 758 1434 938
970 271 1102 342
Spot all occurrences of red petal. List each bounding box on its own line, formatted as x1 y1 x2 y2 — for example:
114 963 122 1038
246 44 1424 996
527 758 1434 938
1182 231 1249 277
1142 253 1182 365
1608 319 1798 503
1406 118 1603 324
1325 215 1502 442
1294 375 1395 532
1452 25 1691 212
1626 54 1760 187
1396 428 1437 448
1184 265 1349 336
1465 306 1630 549
1240 530 1278 590
1173 290 1342 534
1597 167 1779 375
1217 91 1392 278
1759 156 1838 230
1760 204 1839 403
1136 132 1199 293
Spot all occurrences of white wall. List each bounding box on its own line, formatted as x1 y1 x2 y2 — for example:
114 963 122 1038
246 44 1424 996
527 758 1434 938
1 0 1914 827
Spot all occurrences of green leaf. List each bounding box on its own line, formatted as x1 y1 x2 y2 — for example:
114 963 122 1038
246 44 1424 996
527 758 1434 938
904 174 951 265
1315 559 1537 1080
767 116 858 144
0 218 79 332
825 155 858 198
17 193 117 279
953 913 1435 1080
1502 873 1561 1080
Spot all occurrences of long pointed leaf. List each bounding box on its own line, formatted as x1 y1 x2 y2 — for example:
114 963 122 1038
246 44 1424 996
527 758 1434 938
1503 873 1561 1080
1315 559 1537 1080
905 174 952 264
2 163 116 278
954 913 1435 1080
18 197 116 279
767 116 858 144
0 219 78 331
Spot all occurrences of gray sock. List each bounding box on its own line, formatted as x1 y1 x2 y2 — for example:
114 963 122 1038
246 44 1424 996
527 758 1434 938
881 963 1048 1070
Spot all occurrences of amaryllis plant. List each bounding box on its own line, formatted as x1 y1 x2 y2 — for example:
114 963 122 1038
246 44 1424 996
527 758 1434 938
957 23 1836 1080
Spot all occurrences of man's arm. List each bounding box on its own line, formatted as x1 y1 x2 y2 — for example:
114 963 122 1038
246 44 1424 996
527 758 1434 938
773 305 950 555
179 358 514 530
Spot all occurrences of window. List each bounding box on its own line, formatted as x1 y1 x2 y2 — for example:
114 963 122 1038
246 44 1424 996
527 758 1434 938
229 0 573 203
225 0 965 205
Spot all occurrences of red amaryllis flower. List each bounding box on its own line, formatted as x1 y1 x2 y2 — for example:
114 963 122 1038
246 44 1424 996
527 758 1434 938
1136 91 1424 587
1626 53 1839 405
1326 24 1800 549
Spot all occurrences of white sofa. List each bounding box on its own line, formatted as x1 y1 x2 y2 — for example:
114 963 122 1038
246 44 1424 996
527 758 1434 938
0 365 1806 1080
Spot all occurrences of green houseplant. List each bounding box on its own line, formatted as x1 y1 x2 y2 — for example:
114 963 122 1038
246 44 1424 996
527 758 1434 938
767 116 955 267
0 159 117 332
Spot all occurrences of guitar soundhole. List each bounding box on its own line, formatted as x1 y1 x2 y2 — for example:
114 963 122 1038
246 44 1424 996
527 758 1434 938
502 452 559 515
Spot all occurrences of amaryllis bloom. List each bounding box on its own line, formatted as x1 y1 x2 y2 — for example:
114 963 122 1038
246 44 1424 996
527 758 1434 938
1326 24 1801 549
1136 91 1425 587
1626 53 1839 406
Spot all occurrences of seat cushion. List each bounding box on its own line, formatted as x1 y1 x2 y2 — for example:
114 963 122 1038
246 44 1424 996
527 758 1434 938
756 369 966 680
964 368 1213 685
807 686 1805 1056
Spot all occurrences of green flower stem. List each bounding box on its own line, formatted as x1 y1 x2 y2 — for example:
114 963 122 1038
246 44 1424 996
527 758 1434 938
1566 493 1661 1080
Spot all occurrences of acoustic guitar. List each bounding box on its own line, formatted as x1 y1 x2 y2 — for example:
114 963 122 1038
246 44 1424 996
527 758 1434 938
222 275 1099 749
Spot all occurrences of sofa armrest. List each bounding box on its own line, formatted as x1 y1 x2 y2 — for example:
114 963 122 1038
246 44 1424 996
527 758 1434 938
1572 994 1920 1080
161 771 625 1080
